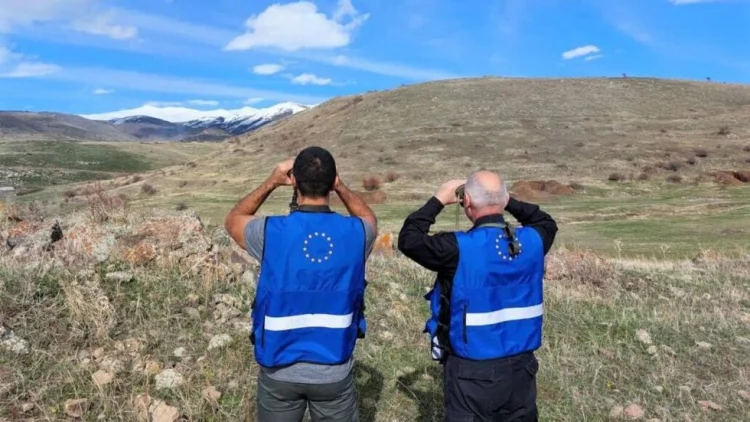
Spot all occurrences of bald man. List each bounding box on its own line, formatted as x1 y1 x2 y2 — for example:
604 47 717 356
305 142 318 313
397 170 558 422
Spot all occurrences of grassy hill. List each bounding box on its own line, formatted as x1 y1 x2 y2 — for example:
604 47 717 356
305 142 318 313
26 76 750 258
0 140 221 193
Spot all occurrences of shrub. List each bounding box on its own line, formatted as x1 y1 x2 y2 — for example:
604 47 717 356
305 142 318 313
666 175 683 184
637 172 651 181
175 202 188 211
86 184 128 224
694 148 708 158
687 157 697 165
717 125 731 135
141 184 157 196
385 171 399 183
608 173 627 182
63 190 77 199
659 161 684 172
362 175 382 191
185 162 197 168
131 175 143 183
743 145 750 152
178 181 188 188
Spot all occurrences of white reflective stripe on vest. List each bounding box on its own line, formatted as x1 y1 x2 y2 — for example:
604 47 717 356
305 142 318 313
264 313 354 331
465 304 543 327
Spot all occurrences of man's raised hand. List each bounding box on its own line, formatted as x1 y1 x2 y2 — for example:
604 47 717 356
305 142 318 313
270 159 294 187
435 179 466 205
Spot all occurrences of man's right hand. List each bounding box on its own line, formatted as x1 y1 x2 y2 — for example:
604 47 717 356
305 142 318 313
269 159 294 187
435 179 466 205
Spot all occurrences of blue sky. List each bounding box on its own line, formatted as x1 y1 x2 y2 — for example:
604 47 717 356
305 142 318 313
0 0 748 116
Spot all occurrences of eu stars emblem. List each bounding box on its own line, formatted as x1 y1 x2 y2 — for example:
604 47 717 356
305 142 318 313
303 232 335 264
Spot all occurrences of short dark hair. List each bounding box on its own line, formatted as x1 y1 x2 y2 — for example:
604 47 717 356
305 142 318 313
293 146 337 197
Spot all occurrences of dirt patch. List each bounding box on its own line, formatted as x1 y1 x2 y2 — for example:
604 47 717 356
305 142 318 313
713 171 749 186
510 180 576 201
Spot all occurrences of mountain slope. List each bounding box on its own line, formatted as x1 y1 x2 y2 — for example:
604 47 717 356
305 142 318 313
0 103 312 142
0 111 139 142
100 76 750 206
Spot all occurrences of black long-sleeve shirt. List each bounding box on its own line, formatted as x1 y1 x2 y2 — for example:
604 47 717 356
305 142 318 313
398 196 558 272
396 196 559 358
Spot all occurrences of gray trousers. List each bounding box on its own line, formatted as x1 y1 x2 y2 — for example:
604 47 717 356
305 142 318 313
256 370 359 422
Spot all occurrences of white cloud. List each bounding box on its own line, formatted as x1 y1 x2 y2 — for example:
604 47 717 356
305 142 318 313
71 10 138 40
93 88 113 94
0 62 61 78
253 63 285 75
45 66 329 104
288 73 332 85
187 99 219 107
0 43 61 78
0 0 92 32
314 53 459 80
144 99 220 107
245 97 264 105
562 45 601 60
224 0 369 51
585 54 604 61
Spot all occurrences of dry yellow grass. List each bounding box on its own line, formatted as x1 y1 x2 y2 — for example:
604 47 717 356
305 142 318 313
1 201 749 421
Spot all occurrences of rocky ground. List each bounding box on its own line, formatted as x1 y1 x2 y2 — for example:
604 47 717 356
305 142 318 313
1 191 749 421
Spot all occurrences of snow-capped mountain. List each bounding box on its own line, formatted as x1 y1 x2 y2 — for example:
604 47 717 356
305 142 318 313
80 102 313 141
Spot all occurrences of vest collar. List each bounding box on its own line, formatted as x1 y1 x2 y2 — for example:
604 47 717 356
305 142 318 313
470 214 507 231
294 204 333 213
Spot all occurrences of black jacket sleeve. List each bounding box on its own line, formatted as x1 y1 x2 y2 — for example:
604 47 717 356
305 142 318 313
504 197 558 255
396 196 459 272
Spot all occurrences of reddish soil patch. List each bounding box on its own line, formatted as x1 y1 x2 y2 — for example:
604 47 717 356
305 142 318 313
713 170 749 186
372 232 394 256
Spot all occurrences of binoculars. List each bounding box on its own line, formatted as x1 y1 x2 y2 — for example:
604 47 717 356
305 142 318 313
455 184 466 206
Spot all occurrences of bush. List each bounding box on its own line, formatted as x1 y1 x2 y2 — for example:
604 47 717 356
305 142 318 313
659 161 684 172
385 171 399 183
637 172 651 181
362 175 382 191
608 173 627 182
717 125 731 135
687 157 697 165
178 181 188 188
666 175 683 184
743 145 750 152
694 148 708 158
63 190 77 199
175 202 188 211
141 184 157 196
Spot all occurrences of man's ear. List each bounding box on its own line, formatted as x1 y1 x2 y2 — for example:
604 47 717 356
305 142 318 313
290 174 297 188
463 191 472 209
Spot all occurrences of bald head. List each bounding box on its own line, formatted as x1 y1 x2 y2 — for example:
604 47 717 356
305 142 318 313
464 170 507 209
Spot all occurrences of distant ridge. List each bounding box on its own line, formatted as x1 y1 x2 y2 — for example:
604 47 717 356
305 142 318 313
0 102 313 142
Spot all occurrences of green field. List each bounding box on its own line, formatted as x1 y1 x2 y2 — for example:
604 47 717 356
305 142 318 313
0 141 221 191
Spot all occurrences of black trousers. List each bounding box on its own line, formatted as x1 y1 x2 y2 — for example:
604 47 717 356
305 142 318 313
442 352 539 422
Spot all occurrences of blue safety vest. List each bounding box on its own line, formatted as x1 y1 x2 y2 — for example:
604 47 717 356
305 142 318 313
251 210 367 368
424 222 545 361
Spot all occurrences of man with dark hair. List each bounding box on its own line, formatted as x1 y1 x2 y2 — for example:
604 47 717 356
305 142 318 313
225 146 378 421
397 170 558 421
